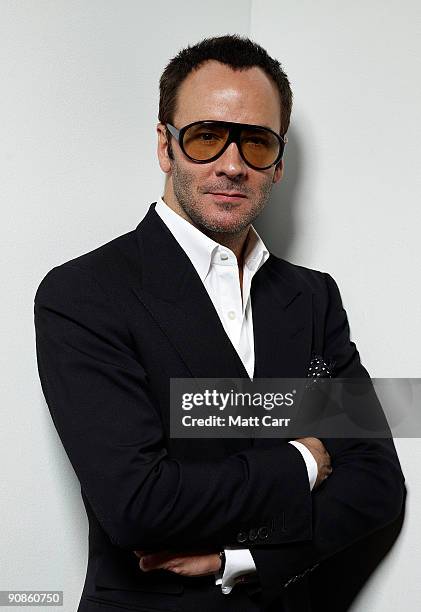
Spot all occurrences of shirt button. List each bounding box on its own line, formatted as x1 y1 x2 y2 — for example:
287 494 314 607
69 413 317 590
220 252 229 261
228 311 236 320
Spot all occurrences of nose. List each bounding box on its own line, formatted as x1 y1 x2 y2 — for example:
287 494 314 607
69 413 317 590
213 141 247 179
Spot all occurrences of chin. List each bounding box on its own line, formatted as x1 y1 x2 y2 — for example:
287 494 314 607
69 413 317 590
202 215 249 234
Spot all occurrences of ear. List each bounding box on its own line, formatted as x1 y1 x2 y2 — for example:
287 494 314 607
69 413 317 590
272 159 284 184
157 123 172 174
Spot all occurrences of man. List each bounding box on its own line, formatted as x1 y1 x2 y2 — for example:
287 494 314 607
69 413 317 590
34 35 405 612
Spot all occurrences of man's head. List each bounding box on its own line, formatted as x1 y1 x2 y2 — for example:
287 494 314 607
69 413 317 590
157 35 292 236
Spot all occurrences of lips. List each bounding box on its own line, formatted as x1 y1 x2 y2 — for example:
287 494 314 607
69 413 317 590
208 192 246 197
206 192 247 203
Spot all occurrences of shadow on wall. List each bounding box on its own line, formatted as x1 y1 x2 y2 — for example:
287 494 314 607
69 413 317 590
255 126 407 610
254 125 304 260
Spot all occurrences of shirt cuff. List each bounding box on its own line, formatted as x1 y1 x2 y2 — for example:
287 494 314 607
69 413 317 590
288 440 318 490
214 548 257 594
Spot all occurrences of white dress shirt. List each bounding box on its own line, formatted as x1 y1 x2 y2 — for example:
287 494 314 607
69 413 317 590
154 197 317 594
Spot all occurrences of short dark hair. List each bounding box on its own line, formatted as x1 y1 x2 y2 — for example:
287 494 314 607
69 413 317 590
159 34 293 146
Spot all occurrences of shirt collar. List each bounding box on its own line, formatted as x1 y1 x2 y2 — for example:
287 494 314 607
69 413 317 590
154 197 270 281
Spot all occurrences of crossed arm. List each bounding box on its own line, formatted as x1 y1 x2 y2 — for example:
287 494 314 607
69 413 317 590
34 265 405 605
132 436 332 585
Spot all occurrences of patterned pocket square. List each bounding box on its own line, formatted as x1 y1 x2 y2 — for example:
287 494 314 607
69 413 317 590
306 354 335 388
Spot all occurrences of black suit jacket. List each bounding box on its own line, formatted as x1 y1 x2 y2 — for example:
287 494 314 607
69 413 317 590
34 202 405 611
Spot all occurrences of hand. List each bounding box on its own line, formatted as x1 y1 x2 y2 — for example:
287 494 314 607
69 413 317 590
133 550 221 577
294 436 332 489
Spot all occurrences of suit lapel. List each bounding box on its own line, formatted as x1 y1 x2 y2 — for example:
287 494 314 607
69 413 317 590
132 203 313 381
133 203 249 379
250 258 313 450
251 259 313 378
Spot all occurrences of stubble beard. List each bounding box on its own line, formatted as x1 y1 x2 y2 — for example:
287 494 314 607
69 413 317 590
170 158 273 235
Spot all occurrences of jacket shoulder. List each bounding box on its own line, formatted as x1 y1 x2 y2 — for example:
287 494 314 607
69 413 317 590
268 254 331 294
34 228 140 302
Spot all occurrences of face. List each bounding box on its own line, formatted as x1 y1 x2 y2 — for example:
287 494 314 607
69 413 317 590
157 60 284 235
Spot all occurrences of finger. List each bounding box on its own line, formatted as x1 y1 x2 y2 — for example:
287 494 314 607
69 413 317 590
139 550 186 571
138 552 172 571
138 554 162 571
134 550 158 562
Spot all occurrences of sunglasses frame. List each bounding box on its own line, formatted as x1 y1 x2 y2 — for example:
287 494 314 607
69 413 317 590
165 120 287 170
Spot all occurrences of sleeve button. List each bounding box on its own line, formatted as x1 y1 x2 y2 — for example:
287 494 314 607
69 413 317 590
236 531 248 543
249 528 258 541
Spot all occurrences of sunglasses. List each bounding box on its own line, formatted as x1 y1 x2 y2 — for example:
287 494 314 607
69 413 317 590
165 120 287 170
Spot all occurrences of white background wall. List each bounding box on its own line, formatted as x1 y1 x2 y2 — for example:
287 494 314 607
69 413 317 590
1 1 419 610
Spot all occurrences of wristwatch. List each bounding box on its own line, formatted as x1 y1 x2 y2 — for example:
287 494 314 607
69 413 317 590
218 550 226 574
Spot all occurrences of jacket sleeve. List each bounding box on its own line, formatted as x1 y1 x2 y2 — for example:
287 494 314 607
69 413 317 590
34 263 313 552
249 273 405 607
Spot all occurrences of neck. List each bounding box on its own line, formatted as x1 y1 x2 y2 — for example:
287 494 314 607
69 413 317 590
161 191 250 264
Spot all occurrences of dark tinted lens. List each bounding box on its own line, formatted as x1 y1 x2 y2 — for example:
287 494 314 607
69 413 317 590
183 123 229 160
240 127 281 168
